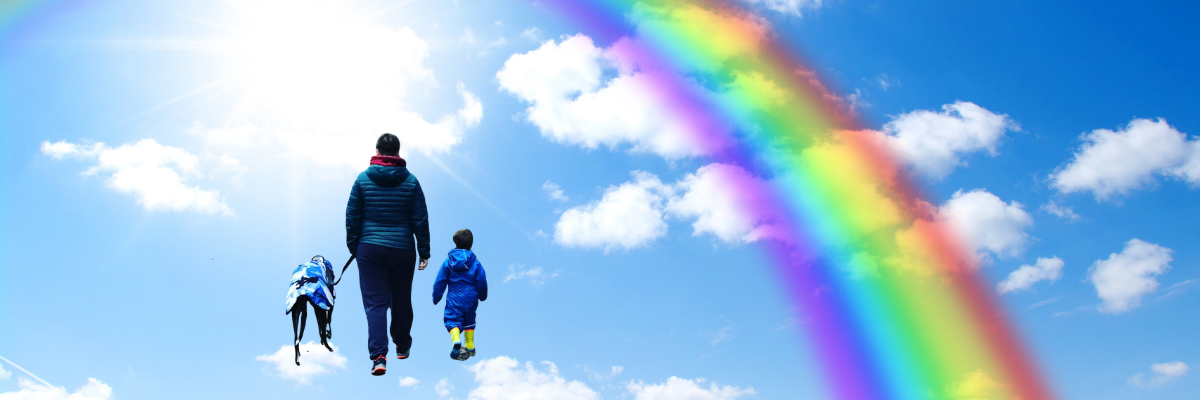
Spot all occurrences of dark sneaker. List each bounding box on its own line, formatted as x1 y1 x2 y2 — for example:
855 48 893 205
450 343 463 361
464 348 475 360
396 346 410 360
371 356 387 376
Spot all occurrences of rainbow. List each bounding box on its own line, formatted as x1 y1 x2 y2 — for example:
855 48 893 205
540 1 1053 399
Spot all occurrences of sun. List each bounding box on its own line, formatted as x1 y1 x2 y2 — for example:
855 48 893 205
211 1 433 129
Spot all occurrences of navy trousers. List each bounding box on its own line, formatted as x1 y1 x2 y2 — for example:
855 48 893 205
356 243 416 360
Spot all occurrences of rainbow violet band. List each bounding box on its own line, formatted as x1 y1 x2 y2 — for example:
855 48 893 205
537 0 1054 399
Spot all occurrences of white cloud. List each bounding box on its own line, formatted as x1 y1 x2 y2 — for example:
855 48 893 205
399 376 419 388
0 364 9 380
542 181 568 201
997 257 1064 294
585 366 624 381
187 1 481 171
626 377 756 400
554 172 669 251
710 326 734 345
1040 201 1081 222
939 189 1033 260
41 139 234 217
554 163 784 251
1051 118 1200 199
666 163 779 244
1089 239 1173 314
435 378 453 398
504 264 557 285
882 101 1017 180
735 0 822 16
461 27 477 44
520 27 541 41
1129 361 1190 387
497 35 708 159
1150 362 1190 384
255 341 348 385
467 356 599 400
0 378 113 400
875 73 898 91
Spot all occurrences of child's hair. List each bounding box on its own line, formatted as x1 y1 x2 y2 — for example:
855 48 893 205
453 229 473 250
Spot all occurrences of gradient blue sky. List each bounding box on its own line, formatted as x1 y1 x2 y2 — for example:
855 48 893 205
1 1 1197 399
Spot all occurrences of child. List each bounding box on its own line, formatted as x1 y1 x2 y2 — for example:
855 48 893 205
432 229 488 361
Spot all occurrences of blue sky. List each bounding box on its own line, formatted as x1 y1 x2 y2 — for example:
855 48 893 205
1 1 1197 399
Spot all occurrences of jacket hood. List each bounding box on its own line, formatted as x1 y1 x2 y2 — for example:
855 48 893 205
365 164 410 187
446 249 476 271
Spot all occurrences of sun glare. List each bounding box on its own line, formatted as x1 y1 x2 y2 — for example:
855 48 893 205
217 0 432 130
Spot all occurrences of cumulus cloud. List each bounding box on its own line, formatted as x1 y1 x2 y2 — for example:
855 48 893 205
256 341 348 385
939 189 1033 260
41 139 234 217
554 172 670 251
881 101 1017 180
1089 239 1173 314
667 163 781 244
399 376 419 388
0 378 113 400
626 377 756 400
554 164 784 250
467 356 600 400
542 181 568 201
0 364 9 380
187 1 482 170
1129 361 1190 387
497 35 708 159
1051 118 1200 199
998 257 1064 294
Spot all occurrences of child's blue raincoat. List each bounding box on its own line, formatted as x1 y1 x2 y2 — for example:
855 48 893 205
433 249 488 330
286 257 336 313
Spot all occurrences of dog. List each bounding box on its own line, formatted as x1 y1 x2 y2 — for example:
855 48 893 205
286 255 337 365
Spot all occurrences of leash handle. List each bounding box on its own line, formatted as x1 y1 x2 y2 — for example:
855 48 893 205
333 255 355 286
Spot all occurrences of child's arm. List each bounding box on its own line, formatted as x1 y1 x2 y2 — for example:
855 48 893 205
432 259 450 305
474 259 487 301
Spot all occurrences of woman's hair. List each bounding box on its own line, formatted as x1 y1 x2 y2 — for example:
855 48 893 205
376 133 400 156
453 229 474 250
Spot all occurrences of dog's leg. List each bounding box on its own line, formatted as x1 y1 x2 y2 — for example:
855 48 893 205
290 300 305 366
314 304 333 352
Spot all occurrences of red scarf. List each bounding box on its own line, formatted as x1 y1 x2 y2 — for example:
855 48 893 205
370 155 406 167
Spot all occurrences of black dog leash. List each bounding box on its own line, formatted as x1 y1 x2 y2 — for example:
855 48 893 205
333 255 355 286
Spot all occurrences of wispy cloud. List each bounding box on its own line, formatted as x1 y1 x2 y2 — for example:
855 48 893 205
1028 297 1058 310
542 180 568 201
710 326 734 345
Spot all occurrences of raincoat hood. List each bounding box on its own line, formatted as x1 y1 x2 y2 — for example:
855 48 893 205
365 163 410 187
446 249 477 271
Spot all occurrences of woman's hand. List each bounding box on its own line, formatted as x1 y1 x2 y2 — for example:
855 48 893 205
418 258 429 270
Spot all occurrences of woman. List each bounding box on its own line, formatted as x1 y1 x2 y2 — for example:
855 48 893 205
345 133 431 376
